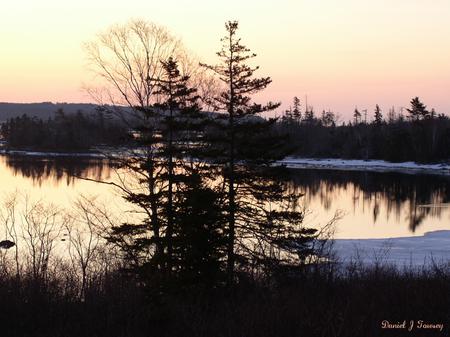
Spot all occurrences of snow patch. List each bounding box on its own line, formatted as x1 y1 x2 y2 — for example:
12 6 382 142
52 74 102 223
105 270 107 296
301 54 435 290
279 157 450 175
333 230 450 266
0 149 105 158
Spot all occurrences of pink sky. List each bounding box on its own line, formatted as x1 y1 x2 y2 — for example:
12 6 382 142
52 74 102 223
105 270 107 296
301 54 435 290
1 0 449 121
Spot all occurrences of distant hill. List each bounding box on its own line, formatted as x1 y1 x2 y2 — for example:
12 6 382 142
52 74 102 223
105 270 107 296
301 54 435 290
0 102 99 121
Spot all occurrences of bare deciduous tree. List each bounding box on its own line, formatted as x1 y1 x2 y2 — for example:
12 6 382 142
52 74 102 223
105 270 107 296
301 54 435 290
83 20 215 275
1 193 21 278
21 197 65 282
65 198 104 299
85 19 185 120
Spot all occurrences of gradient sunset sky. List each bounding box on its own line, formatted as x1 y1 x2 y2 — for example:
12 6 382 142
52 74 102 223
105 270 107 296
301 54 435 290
1 0 449 120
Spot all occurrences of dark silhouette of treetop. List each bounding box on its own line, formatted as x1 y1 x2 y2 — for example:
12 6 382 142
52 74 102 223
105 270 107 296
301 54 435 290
407 97 430 121
201 21 279 116
292 96 302 122
374 104 383 125
353 108 361 124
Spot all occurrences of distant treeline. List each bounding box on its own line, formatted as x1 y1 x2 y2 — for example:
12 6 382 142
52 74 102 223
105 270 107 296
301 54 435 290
1 109 128 151
2 97 450 162
277 97 450 163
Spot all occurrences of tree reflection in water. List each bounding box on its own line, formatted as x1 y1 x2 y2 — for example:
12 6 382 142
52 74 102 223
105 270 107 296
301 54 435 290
3 155 113 187
3 156 449 234
286 169 450 232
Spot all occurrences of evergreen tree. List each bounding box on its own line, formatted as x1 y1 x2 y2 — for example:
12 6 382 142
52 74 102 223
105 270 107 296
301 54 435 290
281 97 301 125
292 96 302 123
321 110 336 127
107 57 228 287
353 108 361 124
202 21 316 284
172 172 226 286
282 106 294 123
387 106 396 124
407 97 429 121
373 104 383 125
153 57 227 281
430 108 436 119
84 21 189 283
304 107 316 125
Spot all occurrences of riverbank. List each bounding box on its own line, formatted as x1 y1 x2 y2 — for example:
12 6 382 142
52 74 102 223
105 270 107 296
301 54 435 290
280 157 450 175
0 149 103 157
2 150 450 175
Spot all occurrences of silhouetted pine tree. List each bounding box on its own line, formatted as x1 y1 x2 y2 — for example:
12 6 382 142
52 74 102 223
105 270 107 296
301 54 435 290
202 21 316 285
321 110 336 127
282 106 294 124
353 108 361 124
292 96 302 123
153 57 227 283
407 97 430 121
373 104 383 125
173 172 226 286
303 108 316 125
282 97 302 125
107 57 228 288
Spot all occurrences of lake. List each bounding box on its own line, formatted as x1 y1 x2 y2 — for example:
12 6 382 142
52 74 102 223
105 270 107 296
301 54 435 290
1 154 449 240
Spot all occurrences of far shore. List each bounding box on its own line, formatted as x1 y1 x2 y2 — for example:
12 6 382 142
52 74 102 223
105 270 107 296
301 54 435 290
280 157 450 175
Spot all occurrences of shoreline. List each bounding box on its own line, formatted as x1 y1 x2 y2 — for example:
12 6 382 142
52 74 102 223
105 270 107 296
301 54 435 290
1 150 450 175
0 149 107 158
280 157 450 175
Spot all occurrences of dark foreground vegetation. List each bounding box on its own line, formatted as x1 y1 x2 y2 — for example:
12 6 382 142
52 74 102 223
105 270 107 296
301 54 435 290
0 263 448 337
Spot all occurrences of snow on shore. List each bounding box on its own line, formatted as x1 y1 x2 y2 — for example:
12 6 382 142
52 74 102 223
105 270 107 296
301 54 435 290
279 157 450 175
1 151 450 175
332 230 450 267
0 147 146 159
0 149 106 158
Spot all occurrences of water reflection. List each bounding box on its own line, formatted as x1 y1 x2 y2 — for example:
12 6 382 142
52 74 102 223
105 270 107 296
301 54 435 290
1 155 449 238
3 155 113 186
287 169 450 234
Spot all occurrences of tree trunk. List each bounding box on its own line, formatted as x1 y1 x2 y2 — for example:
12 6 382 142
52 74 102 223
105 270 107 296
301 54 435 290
226 30 236 286
166 94 174 273
148 157 162 269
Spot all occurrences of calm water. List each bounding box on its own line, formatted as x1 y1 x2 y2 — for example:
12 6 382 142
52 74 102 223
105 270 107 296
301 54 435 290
1 155 449 239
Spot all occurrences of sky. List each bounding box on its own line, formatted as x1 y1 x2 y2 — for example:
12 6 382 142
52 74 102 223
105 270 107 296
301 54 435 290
1 0 450 120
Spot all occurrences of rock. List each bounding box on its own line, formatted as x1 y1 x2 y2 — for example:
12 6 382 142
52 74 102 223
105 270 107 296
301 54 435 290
0 240 15 249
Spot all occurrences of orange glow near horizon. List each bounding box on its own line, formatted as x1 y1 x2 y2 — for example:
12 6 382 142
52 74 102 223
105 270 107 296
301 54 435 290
1 0 450 120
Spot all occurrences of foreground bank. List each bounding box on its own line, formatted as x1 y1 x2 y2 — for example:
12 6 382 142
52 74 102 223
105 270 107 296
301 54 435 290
0 262 448 337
